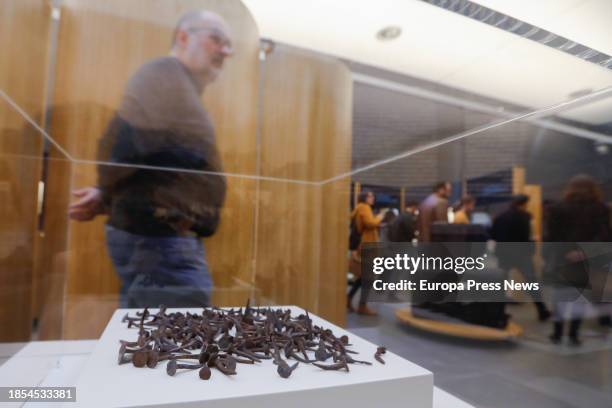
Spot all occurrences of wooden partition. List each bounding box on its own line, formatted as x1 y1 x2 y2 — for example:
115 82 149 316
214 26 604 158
36 1 352 338
511 166 543 241
39 0 259 339
509 166 543 287
255 46 353 326
0 0 51 342
523 185 542 241
512 166 526 195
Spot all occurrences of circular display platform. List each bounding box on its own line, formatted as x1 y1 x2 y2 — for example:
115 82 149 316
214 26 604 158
395 308 523 341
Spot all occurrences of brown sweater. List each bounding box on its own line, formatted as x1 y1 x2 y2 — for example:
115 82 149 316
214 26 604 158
417 193 448 242
97 56 226 237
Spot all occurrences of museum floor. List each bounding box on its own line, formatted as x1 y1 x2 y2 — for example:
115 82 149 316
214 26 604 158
347 303 612 408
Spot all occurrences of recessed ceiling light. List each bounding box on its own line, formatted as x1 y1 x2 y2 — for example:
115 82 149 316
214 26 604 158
595 142 609 155
376 26 402 41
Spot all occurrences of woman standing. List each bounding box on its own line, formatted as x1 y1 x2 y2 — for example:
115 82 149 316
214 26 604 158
546 175 611 345
347 191 385 315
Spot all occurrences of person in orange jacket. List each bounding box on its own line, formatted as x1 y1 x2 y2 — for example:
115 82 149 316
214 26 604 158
347 190 386 315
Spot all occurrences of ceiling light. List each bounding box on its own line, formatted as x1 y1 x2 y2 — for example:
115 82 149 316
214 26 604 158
376 26 402 41
595 142 609 155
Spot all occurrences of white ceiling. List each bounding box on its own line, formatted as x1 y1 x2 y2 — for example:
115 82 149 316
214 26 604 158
242 0 612 125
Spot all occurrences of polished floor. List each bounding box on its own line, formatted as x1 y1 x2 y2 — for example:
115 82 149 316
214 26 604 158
347 302 612 408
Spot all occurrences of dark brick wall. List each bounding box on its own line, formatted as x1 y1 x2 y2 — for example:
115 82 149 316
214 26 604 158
350 66 612 202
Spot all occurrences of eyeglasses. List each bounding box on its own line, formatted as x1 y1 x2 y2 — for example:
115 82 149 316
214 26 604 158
187 27 233 50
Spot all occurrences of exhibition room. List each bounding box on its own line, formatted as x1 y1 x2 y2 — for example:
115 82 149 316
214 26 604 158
1 0 611 406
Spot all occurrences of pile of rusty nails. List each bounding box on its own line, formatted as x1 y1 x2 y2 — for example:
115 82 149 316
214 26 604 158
118 301 387 380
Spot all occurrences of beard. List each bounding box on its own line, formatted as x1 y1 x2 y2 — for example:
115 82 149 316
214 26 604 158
194 60 222 85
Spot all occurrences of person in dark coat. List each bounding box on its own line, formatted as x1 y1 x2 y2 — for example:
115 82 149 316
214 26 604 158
545 175 611 345
387 209 416 243
492 194 551 321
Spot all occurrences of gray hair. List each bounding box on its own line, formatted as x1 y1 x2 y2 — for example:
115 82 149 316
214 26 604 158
171 10 208 48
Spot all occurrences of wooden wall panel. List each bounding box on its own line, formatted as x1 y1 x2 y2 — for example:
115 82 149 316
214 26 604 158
512 166 525 195
524 184 542 241
0 0 51 342
256 46 352 326
35 152 72 340
255 182 322 308
318 180 352 325
512 166 542 241
41 0 259 339
0 0 50 124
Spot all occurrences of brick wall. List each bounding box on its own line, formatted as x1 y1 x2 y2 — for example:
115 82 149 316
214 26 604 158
350 66 612 202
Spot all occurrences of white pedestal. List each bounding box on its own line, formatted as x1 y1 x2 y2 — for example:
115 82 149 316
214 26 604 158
0 340 97 408
72 306 434 408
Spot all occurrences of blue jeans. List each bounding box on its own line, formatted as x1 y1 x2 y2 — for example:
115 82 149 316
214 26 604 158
105 225 212 308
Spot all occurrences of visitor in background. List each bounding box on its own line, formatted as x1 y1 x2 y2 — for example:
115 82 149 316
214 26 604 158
453 196 476 224
417 181 451 242
546 175 611 345
387 206 416 243
347 190 385 315
405 200 419 217
380 208 399 242
492 195 551 321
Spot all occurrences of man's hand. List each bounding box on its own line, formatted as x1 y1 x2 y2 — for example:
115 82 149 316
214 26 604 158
68 187 104 221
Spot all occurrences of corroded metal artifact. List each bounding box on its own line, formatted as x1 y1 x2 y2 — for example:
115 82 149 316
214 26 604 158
118 301 386 380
